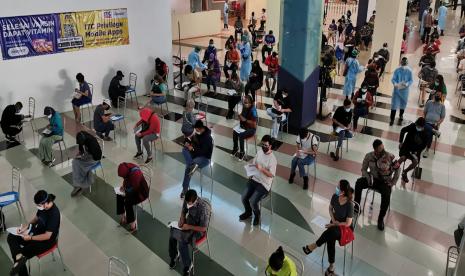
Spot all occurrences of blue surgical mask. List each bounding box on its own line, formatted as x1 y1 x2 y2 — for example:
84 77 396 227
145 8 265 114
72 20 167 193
345 108 351 112
335 187 341 196
416 127 424 132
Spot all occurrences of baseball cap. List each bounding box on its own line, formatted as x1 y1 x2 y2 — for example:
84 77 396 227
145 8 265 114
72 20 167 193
103 99 112 108
116 70 124 77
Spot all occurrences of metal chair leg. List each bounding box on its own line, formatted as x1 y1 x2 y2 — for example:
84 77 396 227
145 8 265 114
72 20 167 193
58 141 64 162
57 246 66 271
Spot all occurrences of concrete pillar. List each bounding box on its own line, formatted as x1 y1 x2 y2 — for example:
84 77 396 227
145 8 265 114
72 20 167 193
357 0 369 27
371 0 407 73
278 0 322 128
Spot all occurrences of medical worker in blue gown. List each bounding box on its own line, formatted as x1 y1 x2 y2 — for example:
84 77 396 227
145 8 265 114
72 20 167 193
238 35 252 82
390 57 413 126
438 2 447 36
343 49 364 99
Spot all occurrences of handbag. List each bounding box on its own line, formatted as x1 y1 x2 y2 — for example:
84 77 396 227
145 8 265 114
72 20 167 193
338 225 355 246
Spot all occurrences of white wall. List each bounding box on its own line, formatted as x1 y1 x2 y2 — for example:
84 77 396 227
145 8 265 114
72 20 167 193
246 0 267 20
172 10 221 40
267 0 281 43
367 0 376 20
171 0 191 15
0 0 172 114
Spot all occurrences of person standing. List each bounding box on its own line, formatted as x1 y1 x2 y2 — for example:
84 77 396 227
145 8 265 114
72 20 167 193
437 1 447 36
93 99 114 141
39 107 64 167
108 70 127 107
259 8 267 30
422 8 433 44
187 47 207 73
462 0 465 18
71 131 102 197
223 0 230 29
342 49 364 99
0 102 30 143
238 35 252 82
234 16 243 42
389 57 413 126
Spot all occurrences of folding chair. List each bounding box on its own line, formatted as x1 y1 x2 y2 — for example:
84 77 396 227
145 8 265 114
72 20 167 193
137 165 154 219
126 73 138 106
108 256 130 276
0 167 26 230
90 137 106 192
111 96 127 140
53 137 70 162
191 198 212 275
149 114 165 158
80 83 94 124
28 234 65 276
258 180 274 231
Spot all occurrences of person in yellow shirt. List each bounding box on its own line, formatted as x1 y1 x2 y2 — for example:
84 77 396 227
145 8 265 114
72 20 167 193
265 246 297 276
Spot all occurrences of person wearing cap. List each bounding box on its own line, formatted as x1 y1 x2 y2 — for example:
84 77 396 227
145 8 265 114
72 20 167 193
238 34 252 82
0 101 30 144
39 107 63 167
93 99 114 141
116 162 149 233
187 46 207 72
398 117 428 184
265 51 279 95
133 108 161 164
7 190 60 276
343 49 364 99
202 39 217 64
108 70 127 108
71 131 102 197
390 57 413 126
71 73 92 123
352 84 373 131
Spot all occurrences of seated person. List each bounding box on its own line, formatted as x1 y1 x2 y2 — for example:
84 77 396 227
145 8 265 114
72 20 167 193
288 128 318 190
362 65 380 98
180 121 213 198
181 100 196 137
225 72 244 119
232 95 258 160
8 190 60 276
265 52 279 94
266 246 297 276
147 74 168 106
169 189 210 276
108 70 127 107
93 99 114 141
181 65 201 106
133 108 161 164
71 131 102 197
71 73 92 122
116 162 149 233
155 57 169 81
398 117 428 183
302 180 354 275
418 61 438 107
223 45 240 80
234 16 243 42
352 84 373 131
239 135 277 225
225 35 236 51
0 102 30 143
330 99 353 161
262 30 276 63
427 74 447 102
205 53 221 93
266 89 292 139
244 60 264 102
423 94 445 158
39 107 64 167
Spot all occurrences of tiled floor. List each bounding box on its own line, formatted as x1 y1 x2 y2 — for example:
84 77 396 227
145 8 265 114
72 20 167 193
0 6 465 276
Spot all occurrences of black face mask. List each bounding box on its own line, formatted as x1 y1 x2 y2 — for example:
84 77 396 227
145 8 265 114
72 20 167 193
435 95 441 101
262 145 270 153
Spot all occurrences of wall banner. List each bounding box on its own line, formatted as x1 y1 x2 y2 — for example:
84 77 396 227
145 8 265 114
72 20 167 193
0 8 129 60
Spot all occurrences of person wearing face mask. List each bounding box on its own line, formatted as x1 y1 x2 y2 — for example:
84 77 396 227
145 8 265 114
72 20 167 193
244 60 264 102
266 89 292 139
234 16 243 42
225 72 244 119
342 49 364 99
93 99 114 141
398 117 428 184
180 120 213 198
354 139 400 231
238 35 252 82
330 99 353 161
108 70 127 107
427 74 447 102
223 0 229 29
288 128 318 190
389 57 413 126
262 30 276 63
352 84 373 131
223 44 240 80
239 135 277 226
147 74 168 107
265 51 279 95
205 53 221 93
116 162 149 233
423 93 445 158
1 102 30 144
71 73 92 123
202 39 217 64
133 108 161 164
155 57 168 81
182 65 201 106
7 190 60 276
39 107 64 167
377 43 390 77
232 95 258 160
169 189 210 276
418 60 438 107
362 62 379 100
70 131 102 197
302 180 354 275
187 46 207 72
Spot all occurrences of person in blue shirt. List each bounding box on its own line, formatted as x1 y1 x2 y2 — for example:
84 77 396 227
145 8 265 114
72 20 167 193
390 57 413 126
202 39 217 64
187 46 206 72
238 35 252 82
261 30 276 63
342 49 364 99
39 107 64 167
71 73 92 123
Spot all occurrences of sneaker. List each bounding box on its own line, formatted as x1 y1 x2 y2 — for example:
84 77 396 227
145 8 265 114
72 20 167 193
253 216 260 226
434 130 441 138
231 148 238 157
239 212 252 221
188 163 199 177
70 187 82 197
133 152 143 159
422 150 429 158
169 253 179 269
288 172 295 184
237 152 245 161
183 264 193 276
145 157 153 164
103 136 113 141
48 158 56 167
401 172 409 183
389 121 394 126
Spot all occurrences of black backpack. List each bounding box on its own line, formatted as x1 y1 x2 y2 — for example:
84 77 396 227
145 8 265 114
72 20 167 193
455 225 464 247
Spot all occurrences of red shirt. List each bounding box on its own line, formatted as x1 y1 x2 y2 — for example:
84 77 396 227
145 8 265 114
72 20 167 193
265 56 279 74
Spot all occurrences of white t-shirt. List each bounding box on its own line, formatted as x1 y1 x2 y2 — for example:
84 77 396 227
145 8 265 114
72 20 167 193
296 134 317 159
252 149 277 191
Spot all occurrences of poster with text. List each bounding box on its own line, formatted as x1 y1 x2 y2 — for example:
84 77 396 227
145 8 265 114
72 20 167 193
0 14 58 59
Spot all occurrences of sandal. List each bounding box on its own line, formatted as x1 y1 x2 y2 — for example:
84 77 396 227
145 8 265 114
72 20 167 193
127 222 138 234
10 255 27 276
302 245 313 255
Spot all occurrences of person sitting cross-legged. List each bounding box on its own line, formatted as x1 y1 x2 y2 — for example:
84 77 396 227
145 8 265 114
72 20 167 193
232 95 258 160
352 84 373 131
239 135 277 226
288 128 318 190
180 120 213 199
330 99 353 161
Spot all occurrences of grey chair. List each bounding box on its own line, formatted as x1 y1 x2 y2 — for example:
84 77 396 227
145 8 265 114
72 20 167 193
126 73 138 106
108 256 130 276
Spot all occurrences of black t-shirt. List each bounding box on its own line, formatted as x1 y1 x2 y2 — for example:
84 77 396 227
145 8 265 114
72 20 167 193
33 204 60 242
272 92 291 115
330 194 354 223
332 106 352 129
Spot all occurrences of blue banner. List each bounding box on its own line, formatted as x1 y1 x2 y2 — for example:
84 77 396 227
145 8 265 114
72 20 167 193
0 14 58 60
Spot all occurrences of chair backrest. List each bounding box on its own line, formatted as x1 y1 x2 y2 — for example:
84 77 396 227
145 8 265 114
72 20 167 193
351 201 361 232
88 83 94 97
129 73 137 89
283 249 305 276
117 96 127 116
312 134 321 151
96 136 105 157
28 97 36 119
11 167 21 193
139 165 152 189
108 256 130 276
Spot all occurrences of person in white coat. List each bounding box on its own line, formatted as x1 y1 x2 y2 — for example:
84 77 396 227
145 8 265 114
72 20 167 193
437 1 447 36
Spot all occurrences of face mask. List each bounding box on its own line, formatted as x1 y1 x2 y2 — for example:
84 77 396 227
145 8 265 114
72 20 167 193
383 47 388 50
335 186 341 196
187 202 195 209
435 95 441 101
416 127 424 132
36 205 45 211
434 82 439 86
376 149 386 157
262 145 270 153
209 43 214 47
345 108 351 112
195 130 201 135
47 114 52 119
282 94 287 98
361 89 367 93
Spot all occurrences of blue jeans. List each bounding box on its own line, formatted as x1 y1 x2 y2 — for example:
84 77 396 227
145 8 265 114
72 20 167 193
151 96 166 105
353 106 368 129
182 147 210 191
241 179 269 218
337 129 352 148
266 108 286 138
291 155 315 177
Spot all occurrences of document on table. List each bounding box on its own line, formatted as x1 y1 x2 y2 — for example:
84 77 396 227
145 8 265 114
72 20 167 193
233 125 245 134
7 225 31 236
0 194 15 203
244 164 260 177
311 215 330 229
168 221 181 230
114 187 125 196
